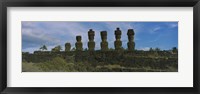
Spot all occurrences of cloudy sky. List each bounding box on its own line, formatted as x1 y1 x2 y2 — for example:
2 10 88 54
22 21 178 53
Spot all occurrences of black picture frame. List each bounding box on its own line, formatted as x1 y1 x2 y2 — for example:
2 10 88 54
0 0 200 94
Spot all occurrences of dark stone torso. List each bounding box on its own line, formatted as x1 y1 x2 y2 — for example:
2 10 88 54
100 31 108 51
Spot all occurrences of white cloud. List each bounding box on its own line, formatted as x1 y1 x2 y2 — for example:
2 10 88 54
168 23 178 28
22 47 37 53
138 47 150 51
22 22 106 52
22 28 61 45
150 26 161 33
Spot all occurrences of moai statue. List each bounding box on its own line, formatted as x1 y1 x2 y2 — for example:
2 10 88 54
75 36 83 51
127 29 135 51
65 42 71 51
114 28 122 50
100 31 108 51
88 29 95 51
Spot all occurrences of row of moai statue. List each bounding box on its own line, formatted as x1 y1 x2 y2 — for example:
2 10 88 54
64 28 135 51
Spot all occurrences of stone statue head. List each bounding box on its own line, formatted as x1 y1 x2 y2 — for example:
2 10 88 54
127 29 135 41
88 29 95 41
76 36 82 42
115 27 122 40
127 29 135 35
115 27 122 35
100 31 107 41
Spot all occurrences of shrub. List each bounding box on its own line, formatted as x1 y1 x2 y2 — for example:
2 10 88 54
22 62 42 72
36 57 75 72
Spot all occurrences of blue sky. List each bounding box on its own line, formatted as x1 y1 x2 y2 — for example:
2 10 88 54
22 21 178 53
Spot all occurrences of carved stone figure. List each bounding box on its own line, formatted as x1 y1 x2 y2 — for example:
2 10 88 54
114 28 122 50
65 42 71 51
75 36 83 51
100 31 108 51
127 29 135 51
88 29 95 51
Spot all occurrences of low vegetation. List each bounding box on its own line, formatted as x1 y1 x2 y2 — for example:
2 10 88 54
22 54 178 72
